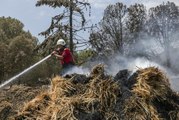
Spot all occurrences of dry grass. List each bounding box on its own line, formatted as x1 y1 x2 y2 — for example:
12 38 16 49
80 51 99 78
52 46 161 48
0 84 42 119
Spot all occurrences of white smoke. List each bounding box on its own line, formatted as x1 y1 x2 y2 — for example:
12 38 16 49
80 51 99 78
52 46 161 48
63 53 179 91
127 57 164 71
64 66 90 75
65 33 179 91
105 56 165 76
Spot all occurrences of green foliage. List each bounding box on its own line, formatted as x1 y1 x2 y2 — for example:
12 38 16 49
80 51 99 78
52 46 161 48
76 49 95 65
0 17 64 86
0 17 44 86
0 43 9 80
0 17 24 42
16 57 61 86
8 36 36 74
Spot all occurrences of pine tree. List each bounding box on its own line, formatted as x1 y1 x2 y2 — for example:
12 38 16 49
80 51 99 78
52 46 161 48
36 0 91 54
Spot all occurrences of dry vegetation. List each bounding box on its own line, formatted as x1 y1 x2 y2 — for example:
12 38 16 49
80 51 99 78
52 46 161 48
15 64 120 120
0 64 179 120
0 85 43 120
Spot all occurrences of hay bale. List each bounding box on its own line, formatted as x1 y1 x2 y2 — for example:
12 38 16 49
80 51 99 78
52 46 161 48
16 64 120 120
121 67 179 120
133 67 170 100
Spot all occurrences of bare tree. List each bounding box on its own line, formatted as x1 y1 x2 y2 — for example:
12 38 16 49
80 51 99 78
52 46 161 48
127 4 146 39
90 3 127 55
126 4 147 57
146 2 179 67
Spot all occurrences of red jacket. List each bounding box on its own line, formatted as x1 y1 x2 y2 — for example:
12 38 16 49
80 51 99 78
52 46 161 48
58 48 74 65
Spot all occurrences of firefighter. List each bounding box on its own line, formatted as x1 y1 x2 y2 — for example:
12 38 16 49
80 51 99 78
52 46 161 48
51 39 75 75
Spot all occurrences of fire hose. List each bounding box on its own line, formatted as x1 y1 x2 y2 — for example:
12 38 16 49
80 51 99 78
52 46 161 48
0 55 52 89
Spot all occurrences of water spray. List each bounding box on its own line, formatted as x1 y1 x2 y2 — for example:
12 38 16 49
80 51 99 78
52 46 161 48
0 55 52 89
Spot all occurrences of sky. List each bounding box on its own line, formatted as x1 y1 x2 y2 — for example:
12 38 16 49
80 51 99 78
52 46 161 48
0 0 179 42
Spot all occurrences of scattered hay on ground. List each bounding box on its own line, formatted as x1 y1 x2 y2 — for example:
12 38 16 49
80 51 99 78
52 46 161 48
0 84 43 119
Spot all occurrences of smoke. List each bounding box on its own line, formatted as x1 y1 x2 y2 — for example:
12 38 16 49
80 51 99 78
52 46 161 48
103 53 179 91
89 33 179 90
128 57 163 71
64 51 179 91
107 33 179 91
64 66 90 75
65 33 179 91
105 56 165 76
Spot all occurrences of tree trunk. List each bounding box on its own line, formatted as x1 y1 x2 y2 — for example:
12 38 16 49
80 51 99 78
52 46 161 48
119 17 123 55
70 0 73 54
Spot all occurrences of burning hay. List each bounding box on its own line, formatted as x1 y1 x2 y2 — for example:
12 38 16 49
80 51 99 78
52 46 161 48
120 67 179 120
133 67 170 100
16 64 120 120
1 64 179 120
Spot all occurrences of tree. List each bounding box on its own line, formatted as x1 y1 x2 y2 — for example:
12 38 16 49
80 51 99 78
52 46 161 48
8 36 37 74
146 2 179 67
127 4 146 39
0 17 39 82
0 17 65 86
90 3 128 54
126 4 147 57
35 0 91 54
0 43 9 81
0 17 24 43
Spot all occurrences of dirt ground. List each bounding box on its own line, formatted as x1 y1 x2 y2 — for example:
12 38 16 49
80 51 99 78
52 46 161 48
0 85 48 120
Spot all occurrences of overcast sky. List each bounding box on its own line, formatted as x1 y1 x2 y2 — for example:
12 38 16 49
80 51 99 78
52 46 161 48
0 0 179 42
